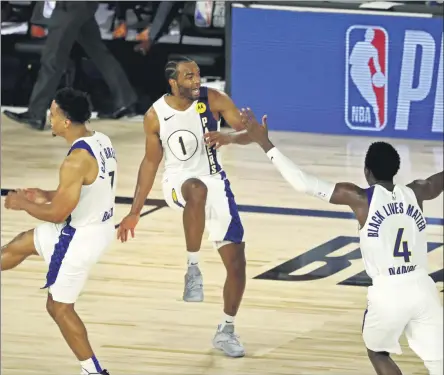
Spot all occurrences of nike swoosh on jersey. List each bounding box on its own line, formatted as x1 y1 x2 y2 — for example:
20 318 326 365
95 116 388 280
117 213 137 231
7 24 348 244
164 115 175 121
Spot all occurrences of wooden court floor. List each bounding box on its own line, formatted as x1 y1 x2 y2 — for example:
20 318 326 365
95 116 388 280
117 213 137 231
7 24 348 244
1 115 443 375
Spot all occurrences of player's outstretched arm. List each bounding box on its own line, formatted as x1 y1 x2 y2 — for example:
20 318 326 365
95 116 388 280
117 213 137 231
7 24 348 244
239 108 367 209
117 108 163 242
204 88 253 149
4 151 87 223
407 171 444 205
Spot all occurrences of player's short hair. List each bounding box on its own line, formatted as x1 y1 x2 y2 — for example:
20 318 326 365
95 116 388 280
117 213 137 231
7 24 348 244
54 87 92 124
365 142 400 181
164 56 194 81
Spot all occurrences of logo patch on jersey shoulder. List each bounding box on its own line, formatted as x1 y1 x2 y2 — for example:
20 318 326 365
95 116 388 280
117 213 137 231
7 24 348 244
196 102 206 114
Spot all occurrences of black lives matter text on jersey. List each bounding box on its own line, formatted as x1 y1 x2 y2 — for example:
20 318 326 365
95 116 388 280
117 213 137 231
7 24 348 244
367 202 426 238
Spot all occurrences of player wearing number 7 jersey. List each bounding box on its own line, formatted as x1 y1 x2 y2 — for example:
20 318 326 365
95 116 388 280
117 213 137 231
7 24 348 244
2 88 115 375
239 108 443 375
118 57 255 357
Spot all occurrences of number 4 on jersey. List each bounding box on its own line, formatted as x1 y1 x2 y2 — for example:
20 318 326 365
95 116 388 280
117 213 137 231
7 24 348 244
393 228 411 262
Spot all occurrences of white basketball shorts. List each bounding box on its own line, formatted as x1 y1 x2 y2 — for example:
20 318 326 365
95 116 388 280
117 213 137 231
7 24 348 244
34 221 114 303
363 269 443 361
162 170 244 249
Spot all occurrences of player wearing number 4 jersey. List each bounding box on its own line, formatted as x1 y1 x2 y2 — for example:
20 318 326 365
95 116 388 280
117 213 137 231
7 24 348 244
118 57 254 357
2 88 115 375
239 108 443 375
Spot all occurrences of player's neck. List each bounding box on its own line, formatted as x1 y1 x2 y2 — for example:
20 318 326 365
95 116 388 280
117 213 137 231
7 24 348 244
374 180 394 189
65 126 92 145
166 94 194 111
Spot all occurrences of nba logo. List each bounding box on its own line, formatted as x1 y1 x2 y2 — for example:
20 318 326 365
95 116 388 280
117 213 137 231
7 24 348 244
345 25 388 131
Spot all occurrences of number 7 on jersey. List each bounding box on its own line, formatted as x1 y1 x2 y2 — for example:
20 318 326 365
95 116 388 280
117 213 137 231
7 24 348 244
393 228 411 262
109 171 115 188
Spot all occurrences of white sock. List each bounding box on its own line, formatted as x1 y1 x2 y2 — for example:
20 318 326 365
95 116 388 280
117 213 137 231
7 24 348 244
80 355 102 374
187 252 199 266
220 313 235 330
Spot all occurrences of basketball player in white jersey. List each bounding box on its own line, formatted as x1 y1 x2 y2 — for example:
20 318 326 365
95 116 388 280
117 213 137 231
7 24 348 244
117 57 253 357
2 88 115 375
239 108 443 375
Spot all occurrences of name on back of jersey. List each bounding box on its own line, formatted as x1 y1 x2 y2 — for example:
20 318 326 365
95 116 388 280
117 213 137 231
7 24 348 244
99 146 116 174
367 202 426 237
388 264 417 276
99 145 116 223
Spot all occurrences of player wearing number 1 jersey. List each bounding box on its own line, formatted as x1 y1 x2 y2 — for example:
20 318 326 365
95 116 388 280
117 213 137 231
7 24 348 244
118 57 255 357
239 108 443 375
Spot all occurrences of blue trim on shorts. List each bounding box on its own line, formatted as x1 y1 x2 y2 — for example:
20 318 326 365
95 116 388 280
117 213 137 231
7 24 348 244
41 224 76 289
67 140 96 159
220 171 244 243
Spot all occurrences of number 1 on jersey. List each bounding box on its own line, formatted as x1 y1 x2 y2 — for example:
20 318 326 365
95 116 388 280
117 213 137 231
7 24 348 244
393 228 411 262
178 136 186 155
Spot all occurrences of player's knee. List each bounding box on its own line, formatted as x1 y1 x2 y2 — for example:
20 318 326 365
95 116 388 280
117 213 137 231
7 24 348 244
2 230 37 256
225 244 246 275
182 178 207 203
2 231 26 252
50 300 75 321
367 348 390 360
425 359 443 375
46 297 56 319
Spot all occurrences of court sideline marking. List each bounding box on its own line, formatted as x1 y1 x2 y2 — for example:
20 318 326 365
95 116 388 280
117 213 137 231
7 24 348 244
1 188 443 226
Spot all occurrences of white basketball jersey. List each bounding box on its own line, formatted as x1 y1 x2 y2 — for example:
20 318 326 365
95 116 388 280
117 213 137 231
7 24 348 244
153 87 223 180
359 184 428 279
67 131 117 228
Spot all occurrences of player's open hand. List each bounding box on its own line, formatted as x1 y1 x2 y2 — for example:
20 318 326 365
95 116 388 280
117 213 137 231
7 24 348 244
240 108 269 145
117 213 140 242
4 190 27 210
204 131 232 150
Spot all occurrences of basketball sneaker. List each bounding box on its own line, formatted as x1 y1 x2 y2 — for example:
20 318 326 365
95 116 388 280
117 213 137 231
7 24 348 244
183 265 204 302
212 324 245 358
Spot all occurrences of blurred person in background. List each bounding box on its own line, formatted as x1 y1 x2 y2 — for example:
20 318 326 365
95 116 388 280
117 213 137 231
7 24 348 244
3 1 138 130
111 1 143 39
134 1 185 55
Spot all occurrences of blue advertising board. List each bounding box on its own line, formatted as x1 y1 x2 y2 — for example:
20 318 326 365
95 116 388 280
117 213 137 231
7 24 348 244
231 5 443 140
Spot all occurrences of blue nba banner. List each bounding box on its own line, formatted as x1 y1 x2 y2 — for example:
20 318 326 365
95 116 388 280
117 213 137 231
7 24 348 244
230 5 443 141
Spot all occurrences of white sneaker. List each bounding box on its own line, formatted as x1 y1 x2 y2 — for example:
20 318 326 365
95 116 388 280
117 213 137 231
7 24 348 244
212 324 245 358
183 265 204 302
